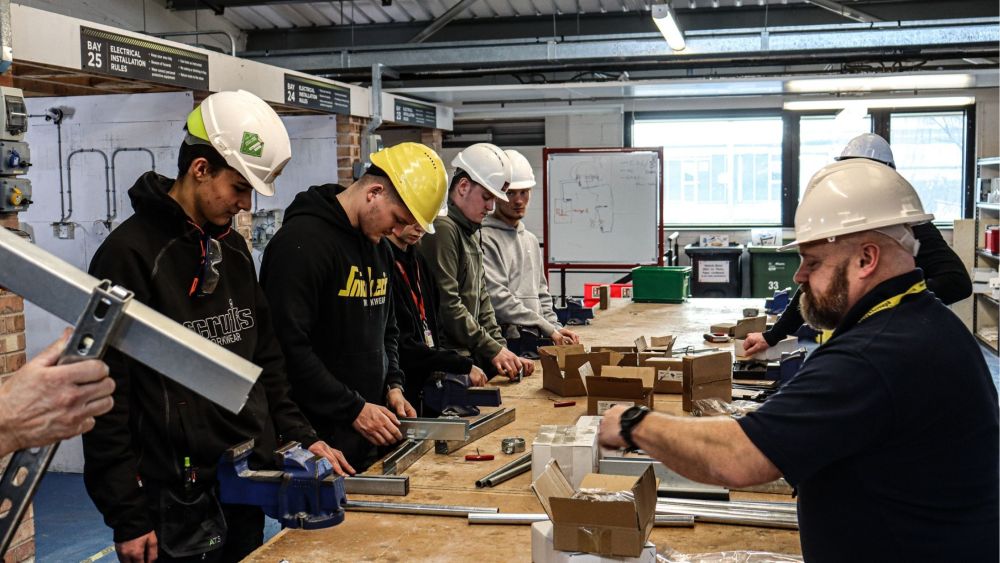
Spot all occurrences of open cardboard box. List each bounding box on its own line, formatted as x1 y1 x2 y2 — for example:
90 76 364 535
681 351 733 412
643 356 684 394
532 459 657 558
585 366 655 416
593 335 673 367
540 345 622 397
531 521 657 563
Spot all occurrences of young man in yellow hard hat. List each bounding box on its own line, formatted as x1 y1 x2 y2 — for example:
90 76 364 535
85 90 351 563
599 160 998 561
418 143 535 381
260 142 447 471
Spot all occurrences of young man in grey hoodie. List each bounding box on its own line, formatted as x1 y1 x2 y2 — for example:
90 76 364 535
481 149 579 356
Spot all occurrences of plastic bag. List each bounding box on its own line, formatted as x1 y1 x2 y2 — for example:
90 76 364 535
657 548 803 563
691 399 761 418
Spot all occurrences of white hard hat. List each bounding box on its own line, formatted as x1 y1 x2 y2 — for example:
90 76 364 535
504 149 536 190
451 143 511 202
835 133 896 169
186 90 291 196
780 159 933 253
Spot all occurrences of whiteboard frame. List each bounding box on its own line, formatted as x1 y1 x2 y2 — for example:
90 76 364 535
543 147 664 275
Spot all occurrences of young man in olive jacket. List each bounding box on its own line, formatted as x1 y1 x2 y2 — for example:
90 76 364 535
84 91 350 563
260 142 448 471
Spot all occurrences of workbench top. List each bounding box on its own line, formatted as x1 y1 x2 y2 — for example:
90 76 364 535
246 299 802 562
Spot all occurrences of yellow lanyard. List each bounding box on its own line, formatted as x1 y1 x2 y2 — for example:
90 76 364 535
820 280 927 344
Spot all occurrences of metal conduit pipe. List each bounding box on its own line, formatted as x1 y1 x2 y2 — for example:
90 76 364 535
475 452 532 488
655 504 798 530
148 30 237 57
344 500 498 518
65 149 110 224
658 497 798 514
110 148 156 225
467 513 696 527
476 459 531 488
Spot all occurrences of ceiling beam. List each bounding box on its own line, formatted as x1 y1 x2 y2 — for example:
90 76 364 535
409 0 484 44
803 0 881 23
167 0 373 12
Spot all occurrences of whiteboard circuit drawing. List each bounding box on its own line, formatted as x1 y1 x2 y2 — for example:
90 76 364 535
554 161 615 233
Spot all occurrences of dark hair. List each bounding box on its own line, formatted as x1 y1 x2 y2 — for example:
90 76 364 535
177 141 233 179
360 167 403 205
449 170 470 193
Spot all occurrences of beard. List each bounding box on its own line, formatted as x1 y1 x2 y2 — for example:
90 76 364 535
800 259 850 330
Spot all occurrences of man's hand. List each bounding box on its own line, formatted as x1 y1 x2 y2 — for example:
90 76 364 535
386 387 416 418
308 440 356 476
741 332 770 356
597 405 629 449
517 357 535 377
550 328 580 345
352 402 403 446
491 348 522 380
0 331 116 456
468 365 488 387
116 531 158 563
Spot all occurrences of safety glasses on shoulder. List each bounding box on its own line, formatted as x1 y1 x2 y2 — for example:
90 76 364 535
190 234 223 297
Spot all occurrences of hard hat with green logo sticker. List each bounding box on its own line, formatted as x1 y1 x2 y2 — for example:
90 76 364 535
186 90 290 196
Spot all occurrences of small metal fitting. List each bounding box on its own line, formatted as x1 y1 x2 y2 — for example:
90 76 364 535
501 437 525 455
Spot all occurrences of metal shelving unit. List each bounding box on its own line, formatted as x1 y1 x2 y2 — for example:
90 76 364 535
973 158 1000 354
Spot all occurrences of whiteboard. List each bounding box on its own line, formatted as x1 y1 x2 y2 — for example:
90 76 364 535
544 149 662 265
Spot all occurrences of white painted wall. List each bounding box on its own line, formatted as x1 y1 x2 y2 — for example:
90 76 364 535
18 91 337 472
14 0 245 53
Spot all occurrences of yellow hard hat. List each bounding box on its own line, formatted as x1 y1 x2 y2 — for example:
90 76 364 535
370 142 447 234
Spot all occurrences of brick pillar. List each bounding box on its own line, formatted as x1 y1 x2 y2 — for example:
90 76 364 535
420 129 444 154
337 116 368 186
0 213 33 563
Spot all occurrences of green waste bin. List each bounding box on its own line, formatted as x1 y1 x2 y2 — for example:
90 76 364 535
748 245 800 298
631 266 691 303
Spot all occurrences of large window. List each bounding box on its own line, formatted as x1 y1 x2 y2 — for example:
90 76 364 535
799 114 872 199
633 116 782 225
890 111 966 221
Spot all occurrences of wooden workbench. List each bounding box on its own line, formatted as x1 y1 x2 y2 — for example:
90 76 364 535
246 299 802 562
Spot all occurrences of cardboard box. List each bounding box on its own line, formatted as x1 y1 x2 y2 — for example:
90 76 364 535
531 521 657 563
540 345 621 397
644 357 683 394
585 369 655 416
733 336 799 361
709 316 766 339
681 352 732 412
532 460 657 558
533 425 600 489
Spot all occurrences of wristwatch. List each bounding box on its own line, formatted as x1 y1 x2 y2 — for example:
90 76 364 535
619 406 651 450
387 383 404 393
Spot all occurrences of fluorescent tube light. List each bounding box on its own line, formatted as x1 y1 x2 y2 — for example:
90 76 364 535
783 96 975 111
652 3 685 52
785 74 974 94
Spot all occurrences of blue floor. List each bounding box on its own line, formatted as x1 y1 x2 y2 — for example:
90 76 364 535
35 348 1000 561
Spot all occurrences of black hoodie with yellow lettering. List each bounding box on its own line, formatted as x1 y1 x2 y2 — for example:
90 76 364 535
260 183 404 469
84 171 318 543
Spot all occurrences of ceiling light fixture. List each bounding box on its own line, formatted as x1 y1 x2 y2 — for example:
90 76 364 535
783 96 975 111
652 3 686 51
785 73 974 93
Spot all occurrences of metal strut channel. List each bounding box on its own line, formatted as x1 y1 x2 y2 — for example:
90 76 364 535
381 439 433 476
435 408 516 454
344 500 498 517
599 457 730 500
398 417 470 441
0 227 260 413
343 475 410 496
467 513 696 527
0 280 131 554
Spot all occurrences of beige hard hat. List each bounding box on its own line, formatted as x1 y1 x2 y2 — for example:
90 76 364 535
504 149 536 190
780 159 933 254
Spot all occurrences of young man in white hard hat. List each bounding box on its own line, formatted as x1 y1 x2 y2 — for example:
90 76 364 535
260 142 448 471
599 159 999 562
85 91 352 563
418 143 535 381
742 132 971 356
481 149 579 357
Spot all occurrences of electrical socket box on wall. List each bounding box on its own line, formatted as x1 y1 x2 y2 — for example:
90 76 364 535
0 141 30 175
0 87 27 142
0 177 31 212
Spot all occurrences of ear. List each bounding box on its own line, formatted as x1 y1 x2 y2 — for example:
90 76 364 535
366 182 386 202
455 177 470 197
189 157 211 182
856 242 881 279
